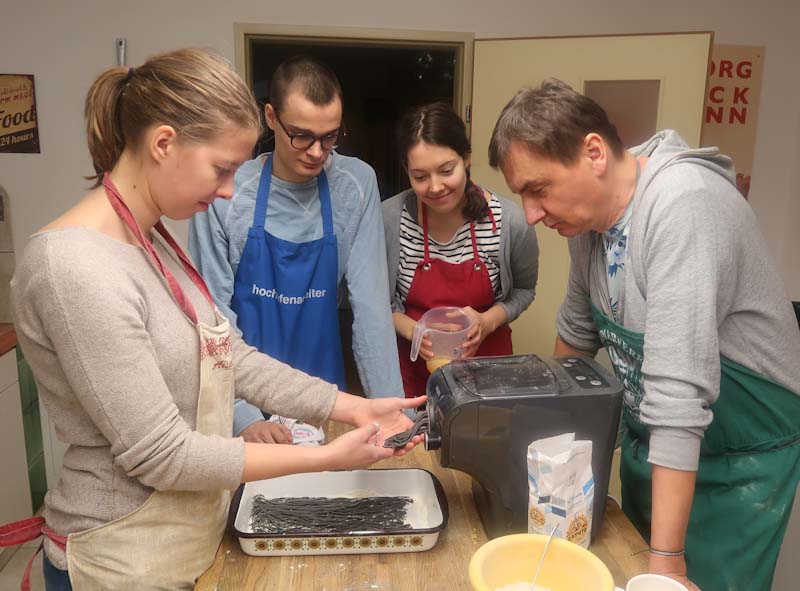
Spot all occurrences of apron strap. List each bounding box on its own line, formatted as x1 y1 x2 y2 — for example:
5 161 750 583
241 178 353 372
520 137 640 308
0 516 70 552
102 174 215 324
472 184 497 233
0 516 47 547
468 220 480 266
318 168 334 238
486 201 497 233
253 154 335 237
472 199 497 267
252 154 273 230
20 542 43 591
152 222 215 305
420 203 495 268
0 516 69 591
420 204 432 265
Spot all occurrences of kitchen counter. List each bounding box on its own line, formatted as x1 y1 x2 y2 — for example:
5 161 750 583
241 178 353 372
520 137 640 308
0 324 17 357
196 423 648 590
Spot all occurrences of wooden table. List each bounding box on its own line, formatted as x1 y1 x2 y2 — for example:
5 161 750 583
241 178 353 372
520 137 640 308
196 424 648 590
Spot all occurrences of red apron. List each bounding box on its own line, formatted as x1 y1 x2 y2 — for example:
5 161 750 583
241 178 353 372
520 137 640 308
398 204 512 398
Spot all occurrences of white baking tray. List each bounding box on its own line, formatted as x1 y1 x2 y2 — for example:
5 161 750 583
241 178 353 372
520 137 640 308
232 468 448 556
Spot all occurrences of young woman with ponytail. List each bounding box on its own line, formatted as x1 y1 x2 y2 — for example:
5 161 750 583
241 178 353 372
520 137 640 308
382 102 540 398
3 47 421 590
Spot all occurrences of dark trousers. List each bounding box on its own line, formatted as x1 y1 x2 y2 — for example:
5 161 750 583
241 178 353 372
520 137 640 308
43 553 72 591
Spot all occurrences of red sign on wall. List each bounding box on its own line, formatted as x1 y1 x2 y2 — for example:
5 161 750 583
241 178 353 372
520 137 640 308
701 45 764 199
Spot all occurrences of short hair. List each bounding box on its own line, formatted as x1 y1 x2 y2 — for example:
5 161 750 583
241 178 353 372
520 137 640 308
268 55 342 112
488 78 624 169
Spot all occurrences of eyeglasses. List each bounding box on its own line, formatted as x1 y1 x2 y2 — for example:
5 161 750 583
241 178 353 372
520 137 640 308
274 112 343 151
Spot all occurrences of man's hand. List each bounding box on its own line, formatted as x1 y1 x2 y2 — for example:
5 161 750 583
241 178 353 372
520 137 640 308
649 554 701 590
240 420 293 444
650 465 699 590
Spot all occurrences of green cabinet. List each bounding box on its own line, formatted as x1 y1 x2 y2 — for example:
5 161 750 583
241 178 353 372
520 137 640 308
16 347 46 512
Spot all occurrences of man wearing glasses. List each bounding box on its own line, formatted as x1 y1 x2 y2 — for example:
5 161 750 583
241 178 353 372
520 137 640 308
190 55 403 444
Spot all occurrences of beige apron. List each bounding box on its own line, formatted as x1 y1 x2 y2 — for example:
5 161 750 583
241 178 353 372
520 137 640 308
64 175 237 589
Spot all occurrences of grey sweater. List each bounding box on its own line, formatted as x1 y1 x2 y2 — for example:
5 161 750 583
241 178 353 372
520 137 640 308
557 130 800 471
382 189 539 321
11 227 338 568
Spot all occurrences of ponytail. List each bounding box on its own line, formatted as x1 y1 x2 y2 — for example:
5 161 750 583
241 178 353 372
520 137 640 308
82 48 261 186
461 168 490 221
84 67 132 185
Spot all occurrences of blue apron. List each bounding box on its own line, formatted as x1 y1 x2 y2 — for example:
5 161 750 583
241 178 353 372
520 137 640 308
231 154 346 390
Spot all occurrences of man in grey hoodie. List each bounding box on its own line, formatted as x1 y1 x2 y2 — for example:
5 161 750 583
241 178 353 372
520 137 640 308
488 79 800 591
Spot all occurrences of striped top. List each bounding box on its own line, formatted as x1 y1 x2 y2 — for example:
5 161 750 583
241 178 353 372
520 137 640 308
397 195 503 304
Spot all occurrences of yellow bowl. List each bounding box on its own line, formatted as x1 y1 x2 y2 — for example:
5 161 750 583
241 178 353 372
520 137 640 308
468 534 615 591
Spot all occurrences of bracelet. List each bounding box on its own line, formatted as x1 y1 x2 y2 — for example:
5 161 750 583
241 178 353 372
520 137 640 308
649 547 685 557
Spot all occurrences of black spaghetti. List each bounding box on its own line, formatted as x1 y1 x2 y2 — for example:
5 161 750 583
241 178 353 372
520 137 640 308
250 495 413 534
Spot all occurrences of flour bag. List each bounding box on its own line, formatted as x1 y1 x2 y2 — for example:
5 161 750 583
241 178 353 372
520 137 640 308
527 433 594 548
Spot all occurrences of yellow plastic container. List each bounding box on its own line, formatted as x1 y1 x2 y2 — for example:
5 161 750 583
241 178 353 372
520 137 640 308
469 534 615 591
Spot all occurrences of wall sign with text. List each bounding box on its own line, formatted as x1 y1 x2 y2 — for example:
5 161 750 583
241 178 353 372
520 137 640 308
0 74 40 154
701 45 764 199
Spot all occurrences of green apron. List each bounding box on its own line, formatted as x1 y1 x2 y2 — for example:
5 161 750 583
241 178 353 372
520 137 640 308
591 302 800 591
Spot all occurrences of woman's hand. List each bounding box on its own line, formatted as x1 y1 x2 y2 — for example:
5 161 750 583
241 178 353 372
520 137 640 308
352 396 427 454
649 554 701 591
460 306 497 357
324 423 396 469
394 312 434 359
242 397 428 482
416 335 434 360
329 392 426 455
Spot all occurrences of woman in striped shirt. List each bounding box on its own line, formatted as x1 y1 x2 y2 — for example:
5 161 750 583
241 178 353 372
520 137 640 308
382 102 539 398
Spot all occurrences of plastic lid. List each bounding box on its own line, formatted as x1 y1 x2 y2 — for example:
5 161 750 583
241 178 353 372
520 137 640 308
451 355 565 398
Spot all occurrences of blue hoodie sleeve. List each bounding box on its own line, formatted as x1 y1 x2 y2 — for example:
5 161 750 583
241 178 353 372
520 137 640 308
188 200 240 329
345 168 404 398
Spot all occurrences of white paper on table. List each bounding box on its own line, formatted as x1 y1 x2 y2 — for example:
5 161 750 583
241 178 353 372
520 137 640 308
268 415 326 446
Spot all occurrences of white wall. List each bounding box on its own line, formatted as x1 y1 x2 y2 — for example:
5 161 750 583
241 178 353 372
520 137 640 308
782 115 800 297
1 0 798 297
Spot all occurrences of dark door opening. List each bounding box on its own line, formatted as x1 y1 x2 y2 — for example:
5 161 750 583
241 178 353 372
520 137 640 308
248 38 458 199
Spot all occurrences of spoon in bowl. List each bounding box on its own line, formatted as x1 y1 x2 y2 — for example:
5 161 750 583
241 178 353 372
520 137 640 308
530 524 559 591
